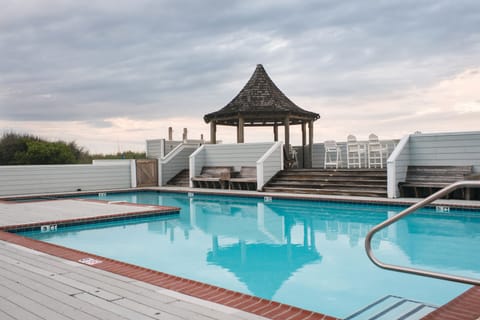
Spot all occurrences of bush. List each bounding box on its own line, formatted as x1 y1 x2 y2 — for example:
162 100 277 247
1 133 81 165
0 132 146 165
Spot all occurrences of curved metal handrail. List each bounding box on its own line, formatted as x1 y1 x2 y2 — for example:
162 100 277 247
365 180 480 285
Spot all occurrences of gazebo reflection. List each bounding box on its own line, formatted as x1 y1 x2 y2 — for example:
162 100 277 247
207 242 321 299
189 199 321 299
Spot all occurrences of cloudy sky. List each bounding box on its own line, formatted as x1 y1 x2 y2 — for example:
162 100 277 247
1 0 479 153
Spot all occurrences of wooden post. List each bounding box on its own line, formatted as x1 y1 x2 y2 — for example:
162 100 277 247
168 127 173 140
301 122 306 168
273 124 278 142
182 128 188 142
308 120 314 168
237 116 245 143
284 116 290 161
210 121 217 144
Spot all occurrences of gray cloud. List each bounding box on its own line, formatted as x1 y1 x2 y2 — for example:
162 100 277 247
1 0 479 123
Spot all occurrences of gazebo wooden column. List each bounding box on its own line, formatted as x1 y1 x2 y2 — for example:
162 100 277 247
273 124 278 142
308 120 314 168
210 121 217 144
301 122 307 168
284 116 290 160
237 116 245 143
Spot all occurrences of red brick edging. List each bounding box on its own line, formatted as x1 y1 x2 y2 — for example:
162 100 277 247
421 286 480 320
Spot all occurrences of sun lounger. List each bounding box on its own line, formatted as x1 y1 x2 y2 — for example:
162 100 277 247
229 166 257 190
191 166 233 189
398 165 473 199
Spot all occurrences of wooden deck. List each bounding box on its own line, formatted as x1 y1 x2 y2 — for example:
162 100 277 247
0 240 266 320
0 199 268 320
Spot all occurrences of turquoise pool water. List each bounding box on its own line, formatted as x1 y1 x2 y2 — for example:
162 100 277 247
18 192 480 318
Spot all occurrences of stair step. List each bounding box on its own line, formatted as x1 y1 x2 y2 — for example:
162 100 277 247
267 182 386 191
284 169 386 174
278 173 387 180
263 187 387 197
345 295 437 320
264 169 388 197
272 179 386 184
167 169 190 187
276 175 387 183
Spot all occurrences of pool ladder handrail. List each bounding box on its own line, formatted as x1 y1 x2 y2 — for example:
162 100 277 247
365 180 480 286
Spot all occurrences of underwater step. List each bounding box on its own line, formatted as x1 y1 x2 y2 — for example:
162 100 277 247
344 295 437 320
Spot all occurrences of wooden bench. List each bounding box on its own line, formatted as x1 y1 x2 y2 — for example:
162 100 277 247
398 165 473 199
191 166 233 189
228 166 257 190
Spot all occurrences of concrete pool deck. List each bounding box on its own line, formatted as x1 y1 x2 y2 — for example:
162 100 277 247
1 188 479 319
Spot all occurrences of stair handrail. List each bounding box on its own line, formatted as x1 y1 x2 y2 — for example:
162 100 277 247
365 180 480 285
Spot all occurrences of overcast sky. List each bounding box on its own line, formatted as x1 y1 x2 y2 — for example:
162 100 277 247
1 0 479 153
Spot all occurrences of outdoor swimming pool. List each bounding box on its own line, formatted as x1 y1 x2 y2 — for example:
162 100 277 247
18 191 480 318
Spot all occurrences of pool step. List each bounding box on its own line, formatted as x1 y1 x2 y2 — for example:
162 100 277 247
344 295 437 320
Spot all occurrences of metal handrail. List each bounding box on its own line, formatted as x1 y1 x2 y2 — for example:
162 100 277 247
365 180 480 285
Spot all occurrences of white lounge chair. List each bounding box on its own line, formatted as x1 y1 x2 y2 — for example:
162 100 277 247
367 134 384 168
346 134 364 168
324 140 341 169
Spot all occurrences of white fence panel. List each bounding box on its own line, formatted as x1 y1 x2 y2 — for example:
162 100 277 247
0 163 132 196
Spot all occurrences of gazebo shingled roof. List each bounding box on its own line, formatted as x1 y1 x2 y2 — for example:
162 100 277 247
204 64 320 126
203 64 320 168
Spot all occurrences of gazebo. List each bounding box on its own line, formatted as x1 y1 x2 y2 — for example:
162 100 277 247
204 64 320 168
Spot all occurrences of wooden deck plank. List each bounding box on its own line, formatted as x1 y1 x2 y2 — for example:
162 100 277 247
1 242 125 302
0 249 129 320
51 273 123 301
65 271 240 320
0 272 99 320
0 277 125 320
4 292 72 320
0 242 73 275
69 263 145 284
0 309 16 320
0 297 44 320
0 257 82 296
113 298 184 320
169 300 256 320
74 293 156 320
64 271 177 304
155 288 270 320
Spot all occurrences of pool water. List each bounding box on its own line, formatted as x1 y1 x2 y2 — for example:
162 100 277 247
19 192 480 318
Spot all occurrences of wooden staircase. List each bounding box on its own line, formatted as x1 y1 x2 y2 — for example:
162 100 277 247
263 169 387 197
166 169 190 187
